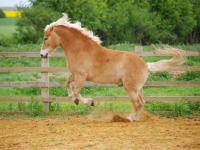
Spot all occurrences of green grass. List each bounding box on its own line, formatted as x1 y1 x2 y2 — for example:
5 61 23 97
0 18 18 37
0 100 199 118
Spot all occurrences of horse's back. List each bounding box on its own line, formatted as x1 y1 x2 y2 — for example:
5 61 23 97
86 47 148 86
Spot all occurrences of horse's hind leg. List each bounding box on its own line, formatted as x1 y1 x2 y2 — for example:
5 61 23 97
73 74 94 106
125 89 144 121
138 93 145 105
66 74 79 105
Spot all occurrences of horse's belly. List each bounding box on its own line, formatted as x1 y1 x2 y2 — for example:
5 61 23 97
87 78 122 85
86 71 122 85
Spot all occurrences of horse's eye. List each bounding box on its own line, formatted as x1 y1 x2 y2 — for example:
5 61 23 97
44 38 48 41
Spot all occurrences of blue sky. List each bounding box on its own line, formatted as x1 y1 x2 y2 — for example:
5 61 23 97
0 0 29 7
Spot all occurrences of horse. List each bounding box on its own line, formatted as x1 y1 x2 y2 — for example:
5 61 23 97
40 13 186 121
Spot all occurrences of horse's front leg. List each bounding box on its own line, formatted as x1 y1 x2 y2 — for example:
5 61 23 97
66 74 79 105
73 74 94 106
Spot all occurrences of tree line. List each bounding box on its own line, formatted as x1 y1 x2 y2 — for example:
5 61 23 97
12 0 200 45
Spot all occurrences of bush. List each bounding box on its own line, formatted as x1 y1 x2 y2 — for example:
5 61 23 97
174 99 193 117
176 71 200 81
0 9 6 18
145 100 199 117
148 72 172 81
49 102 61 112
14 5 61 44
28 97 43 117
0 34 10 47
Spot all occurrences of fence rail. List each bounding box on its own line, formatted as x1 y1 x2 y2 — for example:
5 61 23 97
1 51 200 57
0 96 199 102
0 66 200 72
0 81 200 87
0 46 200 113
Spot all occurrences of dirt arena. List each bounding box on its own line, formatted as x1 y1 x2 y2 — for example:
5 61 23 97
0 111 199 150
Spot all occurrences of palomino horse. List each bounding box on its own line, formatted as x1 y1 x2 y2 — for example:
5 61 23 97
40 13 186 121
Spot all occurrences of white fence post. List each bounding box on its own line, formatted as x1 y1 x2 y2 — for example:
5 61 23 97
41 58 49 114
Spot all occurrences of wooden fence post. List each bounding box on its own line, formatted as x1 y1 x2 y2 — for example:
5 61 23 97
41 58 49 114
135 46 143 96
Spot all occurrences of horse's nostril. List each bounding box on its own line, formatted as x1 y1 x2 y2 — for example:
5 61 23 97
40 53 48 58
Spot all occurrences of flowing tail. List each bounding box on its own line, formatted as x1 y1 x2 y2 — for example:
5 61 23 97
147 46 187 73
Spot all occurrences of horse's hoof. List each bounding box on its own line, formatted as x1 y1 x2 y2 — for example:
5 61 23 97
91 101 95 107
74 99 79 105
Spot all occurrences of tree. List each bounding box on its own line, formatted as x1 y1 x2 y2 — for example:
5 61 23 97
103 0 135 45
14 0 198 45
0 9 6 18
189 0 200 43
147 0 196 44
14 0 107 44
14 4 61 44
101 0 163 45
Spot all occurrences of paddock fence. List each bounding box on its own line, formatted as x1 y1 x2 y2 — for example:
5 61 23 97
0 46 200 113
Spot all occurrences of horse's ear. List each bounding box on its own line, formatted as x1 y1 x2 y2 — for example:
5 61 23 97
49 27 54 32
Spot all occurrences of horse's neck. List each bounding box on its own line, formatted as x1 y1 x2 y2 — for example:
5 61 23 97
58 27 99 56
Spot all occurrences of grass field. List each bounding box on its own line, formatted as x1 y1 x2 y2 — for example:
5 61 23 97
0 18 199 117
0 18 18 37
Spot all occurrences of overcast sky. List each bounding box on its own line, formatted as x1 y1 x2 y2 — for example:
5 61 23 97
0 0 30 7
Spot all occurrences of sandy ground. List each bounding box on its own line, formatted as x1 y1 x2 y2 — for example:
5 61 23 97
0 111 199 150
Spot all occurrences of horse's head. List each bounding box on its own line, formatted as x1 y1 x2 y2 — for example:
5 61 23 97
40 27 60 58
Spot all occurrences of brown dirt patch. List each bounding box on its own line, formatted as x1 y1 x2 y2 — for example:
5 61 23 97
0 111 199 150
112 115 131 122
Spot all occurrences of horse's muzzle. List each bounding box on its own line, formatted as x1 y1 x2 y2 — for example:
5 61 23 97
40 53 48 58
40 49 49 58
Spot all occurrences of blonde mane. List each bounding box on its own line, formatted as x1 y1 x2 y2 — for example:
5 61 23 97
44 13 102 44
